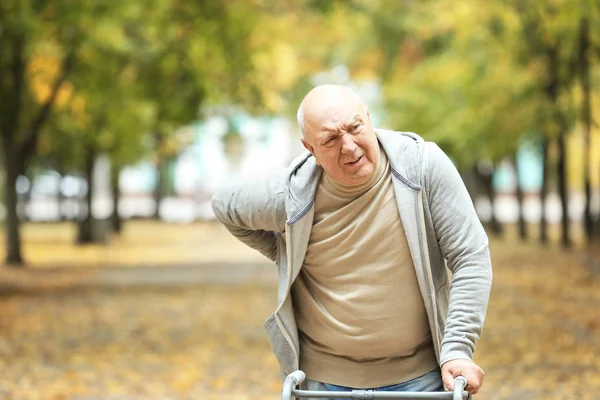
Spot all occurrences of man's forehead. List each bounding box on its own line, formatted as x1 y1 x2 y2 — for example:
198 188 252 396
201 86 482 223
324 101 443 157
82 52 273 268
308 105 362 124
302 89 367 140
321 113 362 130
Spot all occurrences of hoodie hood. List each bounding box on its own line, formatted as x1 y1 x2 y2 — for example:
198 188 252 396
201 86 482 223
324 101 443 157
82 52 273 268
285 130 425 224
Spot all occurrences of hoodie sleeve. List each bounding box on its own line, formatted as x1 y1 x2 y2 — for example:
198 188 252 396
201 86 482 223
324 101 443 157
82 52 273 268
211 172 287 262
424 142 493 365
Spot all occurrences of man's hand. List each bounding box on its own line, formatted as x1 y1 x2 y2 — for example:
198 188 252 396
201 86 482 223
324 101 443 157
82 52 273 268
441 359 484 395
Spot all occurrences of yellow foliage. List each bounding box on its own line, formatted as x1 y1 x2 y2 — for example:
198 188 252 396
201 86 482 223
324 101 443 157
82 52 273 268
567 125 600 190
27 53 73 109
351 49 383 81
70 95 86 117
27 45 89 128
251 40 299 112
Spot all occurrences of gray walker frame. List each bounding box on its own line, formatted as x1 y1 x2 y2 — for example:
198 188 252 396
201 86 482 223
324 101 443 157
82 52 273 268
282 370 471 400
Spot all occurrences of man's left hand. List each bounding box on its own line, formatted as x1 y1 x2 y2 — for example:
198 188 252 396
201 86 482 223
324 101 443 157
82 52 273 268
441 359 484 395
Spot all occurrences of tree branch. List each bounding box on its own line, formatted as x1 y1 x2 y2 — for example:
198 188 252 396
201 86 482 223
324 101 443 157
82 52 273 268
18 48 76 162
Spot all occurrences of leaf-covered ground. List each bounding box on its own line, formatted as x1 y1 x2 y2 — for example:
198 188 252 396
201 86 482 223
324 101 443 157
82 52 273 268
0 222 599 399
0 222 265 269
0 285 281 400
477 240 600 399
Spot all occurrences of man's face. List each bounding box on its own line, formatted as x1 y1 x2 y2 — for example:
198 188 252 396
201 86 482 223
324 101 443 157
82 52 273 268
301 102 380 186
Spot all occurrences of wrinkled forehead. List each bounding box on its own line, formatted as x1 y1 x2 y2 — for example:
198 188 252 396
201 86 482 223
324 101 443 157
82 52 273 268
304 100 366 137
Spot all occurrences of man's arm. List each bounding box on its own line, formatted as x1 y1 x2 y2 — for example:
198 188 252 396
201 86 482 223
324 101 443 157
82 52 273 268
211 172 287 262
424 143 493 393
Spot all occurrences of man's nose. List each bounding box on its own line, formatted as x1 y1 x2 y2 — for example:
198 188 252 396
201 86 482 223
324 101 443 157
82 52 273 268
340 135 357 154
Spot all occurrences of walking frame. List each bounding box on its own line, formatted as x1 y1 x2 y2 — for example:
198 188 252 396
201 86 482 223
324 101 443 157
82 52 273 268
282 370 471 400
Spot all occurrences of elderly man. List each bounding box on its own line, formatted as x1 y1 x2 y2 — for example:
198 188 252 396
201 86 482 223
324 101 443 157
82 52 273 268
212 85 492 396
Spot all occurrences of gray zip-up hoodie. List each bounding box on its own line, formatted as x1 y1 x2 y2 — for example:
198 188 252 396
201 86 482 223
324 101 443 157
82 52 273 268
211 130 492 377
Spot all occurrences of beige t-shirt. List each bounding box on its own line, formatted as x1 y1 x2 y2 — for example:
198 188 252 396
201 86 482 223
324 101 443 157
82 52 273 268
291 147 438 388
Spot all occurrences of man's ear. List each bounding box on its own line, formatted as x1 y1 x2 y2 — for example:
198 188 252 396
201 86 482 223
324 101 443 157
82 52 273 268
301 138 320 166
301 138 314 155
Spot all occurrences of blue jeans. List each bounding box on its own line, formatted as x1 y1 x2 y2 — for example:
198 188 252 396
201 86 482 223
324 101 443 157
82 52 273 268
320 368 443 399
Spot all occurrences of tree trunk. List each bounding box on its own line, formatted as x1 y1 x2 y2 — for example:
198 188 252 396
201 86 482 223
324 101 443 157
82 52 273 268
16 172 30 223
153 159 165 220
545 42 571 249
110 165 122 234
461 167 479 207
2 35 25 266
57 179 66 222
487 178 503 236
597 164 600 238
2 150 24 266
0 33 74 266
540 138 549 246
579 16 593 242
76 146 95 244
596 160 600 237
513 154 527 241
476 162 503 236
152 131 165 220
557 132 570 249
592 157 600 275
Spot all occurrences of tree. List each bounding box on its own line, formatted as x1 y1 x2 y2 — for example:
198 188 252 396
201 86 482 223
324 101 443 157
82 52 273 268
368 1 539 234
130 0 262 219
35 3 154 244
574 3 600 274
513 0 590 248
578 15 594 242
0 0 105 265
513 152 528 240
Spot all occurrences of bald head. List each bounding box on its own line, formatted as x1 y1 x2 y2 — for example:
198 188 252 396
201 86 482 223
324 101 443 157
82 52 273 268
297 85 380 187
297 85 367 137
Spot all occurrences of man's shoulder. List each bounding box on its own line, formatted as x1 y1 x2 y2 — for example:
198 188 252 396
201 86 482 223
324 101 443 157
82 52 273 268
376 129 433 187
376 128 425 145
376 129 448 168
287 151 314 172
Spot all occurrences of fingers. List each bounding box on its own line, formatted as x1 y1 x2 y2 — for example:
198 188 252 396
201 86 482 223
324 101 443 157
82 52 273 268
441 359 485 394
462 369 483 394
441 368 455 391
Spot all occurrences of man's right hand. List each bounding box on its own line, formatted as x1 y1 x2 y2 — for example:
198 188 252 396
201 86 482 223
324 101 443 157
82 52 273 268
441 359 485 395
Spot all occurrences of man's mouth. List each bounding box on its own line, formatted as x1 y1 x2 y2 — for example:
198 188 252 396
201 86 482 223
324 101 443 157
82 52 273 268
345 155 363 165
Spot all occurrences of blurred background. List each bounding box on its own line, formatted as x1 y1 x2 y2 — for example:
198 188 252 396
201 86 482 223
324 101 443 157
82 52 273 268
0 0 599 399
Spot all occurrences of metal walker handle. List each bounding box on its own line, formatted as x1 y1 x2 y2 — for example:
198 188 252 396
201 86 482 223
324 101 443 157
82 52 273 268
282 370 471 400
282 370 306 400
